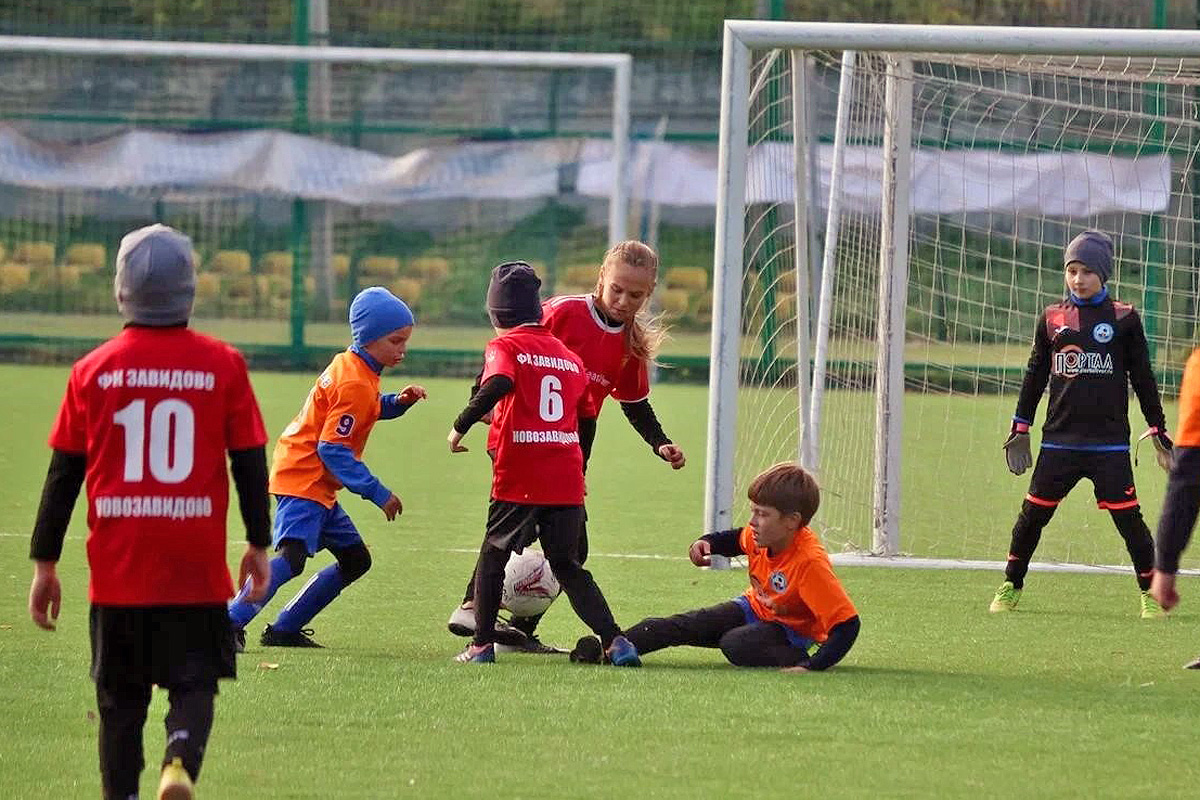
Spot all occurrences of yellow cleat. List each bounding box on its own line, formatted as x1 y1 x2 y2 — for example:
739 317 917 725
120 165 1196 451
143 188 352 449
157 757 194 800
989 581 1021 613
1140 590 1168 619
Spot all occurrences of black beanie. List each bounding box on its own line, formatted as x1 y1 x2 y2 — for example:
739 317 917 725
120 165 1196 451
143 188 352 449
1064 230 1114 284
487 261 542 328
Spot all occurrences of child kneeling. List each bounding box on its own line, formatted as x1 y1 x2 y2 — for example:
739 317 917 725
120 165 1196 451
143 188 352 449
575 462 859 671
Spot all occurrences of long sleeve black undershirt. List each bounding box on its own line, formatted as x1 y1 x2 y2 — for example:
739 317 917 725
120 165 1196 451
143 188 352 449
1155 445 1200 573
453 375 514 434
229 446 271 548
30 447 273 562
579 416 597 471
620 398 671 455
698 528 859 671
29 450 86 561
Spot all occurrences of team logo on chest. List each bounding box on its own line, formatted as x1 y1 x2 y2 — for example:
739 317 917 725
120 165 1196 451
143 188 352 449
1092 322 1114 344
768 571 787 592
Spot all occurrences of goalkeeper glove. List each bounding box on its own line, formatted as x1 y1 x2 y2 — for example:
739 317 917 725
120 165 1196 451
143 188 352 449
1136 426 1174 472
1003 421 1033 476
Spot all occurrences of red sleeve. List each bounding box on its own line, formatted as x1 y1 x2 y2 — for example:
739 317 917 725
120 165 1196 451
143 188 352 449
612 356 650 403
223 349 268 451
47 366 87 454
481 339 517 383
318 380 377 445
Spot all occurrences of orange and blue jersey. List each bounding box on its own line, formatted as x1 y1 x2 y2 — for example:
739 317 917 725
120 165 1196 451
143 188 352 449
732 525 858 645
270 346 413 508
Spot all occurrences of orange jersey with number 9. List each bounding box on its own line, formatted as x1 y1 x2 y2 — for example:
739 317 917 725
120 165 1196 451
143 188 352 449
269 350 382 507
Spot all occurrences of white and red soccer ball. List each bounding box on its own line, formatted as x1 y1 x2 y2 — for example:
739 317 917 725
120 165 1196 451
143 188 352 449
501 548 561 617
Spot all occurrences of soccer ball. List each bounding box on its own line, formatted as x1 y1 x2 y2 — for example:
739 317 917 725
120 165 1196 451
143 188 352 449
501 549 561 617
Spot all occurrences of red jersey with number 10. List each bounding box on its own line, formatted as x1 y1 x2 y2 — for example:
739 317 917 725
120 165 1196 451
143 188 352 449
482 325 588 505
47 327 268 606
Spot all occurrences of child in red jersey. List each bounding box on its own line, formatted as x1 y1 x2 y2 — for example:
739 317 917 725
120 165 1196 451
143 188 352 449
227 286 426 649
448 261 640 666
28 224 272 800
447 241 686 653
573 463 860 671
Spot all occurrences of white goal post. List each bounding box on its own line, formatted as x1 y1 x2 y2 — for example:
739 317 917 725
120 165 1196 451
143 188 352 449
707 22 1200 570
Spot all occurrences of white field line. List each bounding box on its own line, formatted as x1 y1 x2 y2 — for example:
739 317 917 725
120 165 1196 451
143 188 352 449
5 531 1198 576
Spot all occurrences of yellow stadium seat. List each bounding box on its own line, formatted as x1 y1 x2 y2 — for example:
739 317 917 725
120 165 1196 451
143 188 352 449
0 263 31 294
405 256 450 283
259 251 293 277
210 250 251 275
659 288 690 316
359 256 400 279
0 243 7 264
563 264 597 287
14 241 55 266
664 267 708 292
195 272 221 302
223 273 254 300
332 253 351 279
390 277 422 305
65 243 107 272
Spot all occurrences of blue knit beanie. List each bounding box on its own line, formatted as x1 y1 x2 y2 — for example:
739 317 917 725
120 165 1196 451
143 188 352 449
1064 230 1114 284
349 287 415 346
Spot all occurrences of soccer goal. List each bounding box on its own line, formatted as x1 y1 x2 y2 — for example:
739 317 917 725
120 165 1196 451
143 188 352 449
707 22 1200 571
0 35 631 353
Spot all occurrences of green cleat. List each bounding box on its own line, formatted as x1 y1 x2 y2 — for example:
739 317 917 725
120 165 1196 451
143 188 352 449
989 581 1021 613
1140 590 1167 619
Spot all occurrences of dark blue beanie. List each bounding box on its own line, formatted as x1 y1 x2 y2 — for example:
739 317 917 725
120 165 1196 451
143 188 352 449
349 286 415 346
1064 230 1114 283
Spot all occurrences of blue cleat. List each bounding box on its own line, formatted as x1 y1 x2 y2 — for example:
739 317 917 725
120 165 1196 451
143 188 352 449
454 643 495 664
605 635 641 667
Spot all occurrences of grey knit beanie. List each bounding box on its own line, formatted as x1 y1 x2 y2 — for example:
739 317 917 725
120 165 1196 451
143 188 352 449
1064 230 1114 284
114 224 196 326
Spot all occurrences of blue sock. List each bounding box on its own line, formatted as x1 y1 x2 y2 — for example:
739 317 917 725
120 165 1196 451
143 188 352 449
272 564 347 633
228 556 296 631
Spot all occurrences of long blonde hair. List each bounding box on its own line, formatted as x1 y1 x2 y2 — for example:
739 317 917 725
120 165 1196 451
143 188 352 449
593 240 668 363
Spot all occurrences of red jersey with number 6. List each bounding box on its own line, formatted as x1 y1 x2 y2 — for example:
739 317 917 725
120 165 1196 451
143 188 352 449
482 325 588 505
47 327 268 606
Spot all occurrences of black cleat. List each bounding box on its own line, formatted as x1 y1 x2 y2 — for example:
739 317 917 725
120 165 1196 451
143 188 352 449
498 635 568 655
1185 654 1200 670
233 628 246 654
569 635 603 664
261 624 324 648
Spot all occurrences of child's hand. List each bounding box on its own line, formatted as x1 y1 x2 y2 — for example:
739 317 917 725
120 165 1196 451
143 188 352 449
448 429 468 453
688 539 712 567
1151 569 1179 611
398 385 427 404
28 562 61 631
382 494 403 521
658 444 686 470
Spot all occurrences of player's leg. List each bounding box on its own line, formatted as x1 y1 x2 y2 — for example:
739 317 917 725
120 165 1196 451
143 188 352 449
621 601 747 657
718 621 812 668
1091 453 1162 616
505 508 592 653
229 496 316 644
90 606 152 800
264 503 364 647
991 450 1080 611
456 501 537 662
537 505 638 665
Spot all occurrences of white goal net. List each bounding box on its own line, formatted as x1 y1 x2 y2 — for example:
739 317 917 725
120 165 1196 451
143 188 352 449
708 23 1200 571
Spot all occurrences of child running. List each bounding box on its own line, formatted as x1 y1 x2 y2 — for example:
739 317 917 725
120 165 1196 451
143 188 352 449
228 286 426 648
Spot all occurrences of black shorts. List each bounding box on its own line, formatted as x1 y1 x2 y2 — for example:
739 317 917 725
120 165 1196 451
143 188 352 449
1025 448 1140 511
89 604 236 692
484 500 584 559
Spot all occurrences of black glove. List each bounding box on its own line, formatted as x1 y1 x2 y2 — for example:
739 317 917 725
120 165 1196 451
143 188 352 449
1003 421 1033 476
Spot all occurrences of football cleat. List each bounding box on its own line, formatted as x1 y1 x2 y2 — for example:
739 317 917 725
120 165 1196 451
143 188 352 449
261 624 324 648
1140 590 1168 619
233 628 246 654
446 604 529 647
569 635 603 665
157 757 194 800
605 635 642 667
454 643 495 664
989 581 1021 613
1183 655 1200 670
496 635 568 655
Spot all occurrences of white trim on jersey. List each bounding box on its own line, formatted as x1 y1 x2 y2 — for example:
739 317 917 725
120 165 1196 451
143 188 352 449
545 293 625 335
